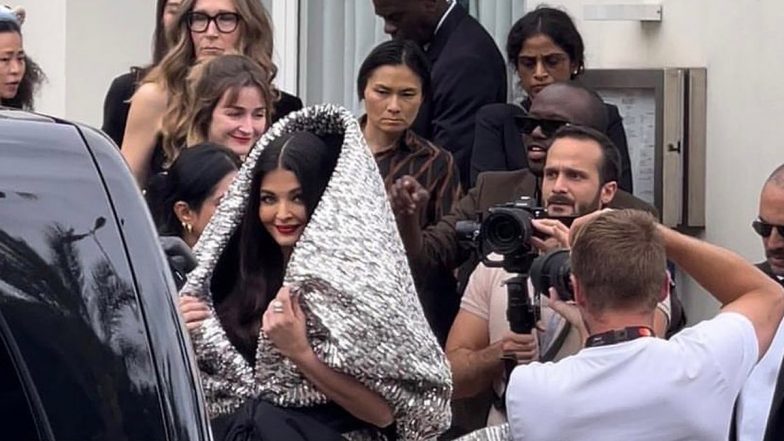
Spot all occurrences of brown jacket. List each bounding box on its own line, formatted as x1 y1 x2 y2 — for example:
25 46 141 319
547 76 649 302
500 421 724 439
417 168 658 277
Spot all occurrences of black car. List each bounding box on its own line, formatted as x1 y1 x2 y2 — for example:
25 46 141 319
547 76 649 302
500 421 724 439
0 108 212 440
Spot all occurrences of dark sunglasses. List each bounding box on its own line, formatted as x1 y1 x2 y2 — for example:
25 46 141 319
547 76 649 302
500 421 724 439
186 12 241 33
752 219 784 238
516 116 570 137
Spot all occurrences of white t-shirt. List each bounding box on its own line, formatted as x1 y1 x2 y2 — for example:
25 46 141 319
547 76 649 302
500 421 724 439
735 316 784 441
506 312 758 441
460 260 672 425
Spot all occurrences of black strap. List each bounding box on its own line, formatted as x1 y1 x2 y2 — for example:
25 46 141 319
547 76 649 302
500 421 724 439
585 326 654 348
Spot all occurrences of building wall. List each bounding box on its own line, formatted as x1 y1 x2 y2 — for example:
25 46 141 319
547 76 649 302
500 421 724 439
18 0 154 128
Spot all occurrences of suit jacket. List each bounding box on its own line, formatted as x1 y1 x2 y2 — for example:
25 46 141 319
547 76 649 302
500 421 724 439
412 3 507 190
468 101 635 193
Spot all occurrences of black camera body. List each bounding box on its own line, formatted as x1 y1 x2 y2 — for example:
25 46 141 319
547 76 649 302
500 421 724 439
458 197 578 333
457 197 548 334
456 197 547 274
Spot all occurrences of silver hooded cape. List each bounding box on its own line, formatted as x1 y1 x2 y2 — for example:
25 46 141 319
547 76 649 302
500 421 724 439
180 104 452 440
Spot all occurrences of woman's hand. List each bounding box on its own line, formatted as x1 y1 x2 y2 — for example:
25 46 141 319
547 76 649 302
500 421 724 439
261 286 313 362
178 295 211 331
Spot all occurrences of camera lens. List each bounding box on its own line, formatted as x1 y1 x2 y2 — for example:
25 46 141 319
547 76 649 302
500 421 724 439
483 210 533 255
530 249 573 301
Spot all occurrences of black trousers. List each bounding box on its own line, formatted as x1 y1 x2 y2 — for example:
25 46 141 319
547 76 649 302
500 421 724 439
211 399 344 441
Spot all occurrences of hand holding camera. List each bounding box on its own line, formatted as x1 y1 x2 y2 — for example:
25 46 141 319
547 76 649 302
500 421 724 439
499 331 539 365
530 219 571 253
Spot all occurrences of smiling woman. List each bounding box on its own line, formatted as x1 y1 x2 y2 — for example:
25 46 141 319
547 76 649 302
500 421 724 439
120 0 302 188
176 54 273 158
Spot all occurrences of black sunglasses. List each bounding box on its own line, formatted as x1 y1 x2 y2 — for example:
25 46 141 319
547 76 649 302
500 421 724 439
516 116 570 137
752 219 784 238
186 12 241 33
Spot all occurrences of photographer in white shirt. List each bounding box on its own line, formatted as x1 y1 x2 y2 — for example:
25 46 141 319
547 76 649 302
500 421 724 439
505 208 784 441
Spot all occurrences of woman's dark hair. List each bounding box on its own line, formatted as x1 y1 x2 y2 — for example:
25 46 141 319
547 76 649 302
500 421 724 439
506 6 585 78
356 39 431 101
212 131 341 362
0 20 45 110
146 142 241 237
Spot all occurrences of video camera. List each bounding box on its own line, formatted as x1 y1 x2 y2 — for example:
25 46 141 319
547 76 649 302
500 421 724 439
456 197 547 274
457 197 575 333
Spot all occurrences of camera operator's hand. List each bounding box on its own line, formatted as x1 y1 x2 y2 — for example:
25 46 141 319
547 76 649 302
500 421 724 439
500 331 539 365
388 175 429 218
545 288 589 343
531 219 571 252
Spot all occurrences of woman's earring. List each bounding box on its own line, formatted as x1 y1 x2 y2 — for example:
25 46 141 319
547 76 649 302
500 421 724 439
182 222 193 234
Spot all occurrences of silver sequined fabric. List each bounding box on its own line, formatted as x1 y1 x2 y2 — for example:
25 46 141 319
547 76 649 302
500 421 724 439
454 424 510 441
181 104 452 440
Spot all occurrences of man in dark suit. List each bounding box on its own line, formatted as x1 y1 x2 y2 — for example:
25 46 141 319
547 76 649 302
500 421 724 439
732 164 784 441
469 97 633 192
372 0 507 189
388 82 674 348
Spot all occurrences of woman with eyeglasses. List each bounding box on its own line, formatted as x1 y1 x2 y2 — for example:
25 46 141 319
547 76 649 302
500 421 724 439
468 6 633 192
120 0 302 187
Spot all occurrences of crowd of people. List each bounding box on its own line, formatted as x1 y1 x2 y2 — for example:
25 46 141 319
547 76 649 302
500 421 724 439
2 0 784 440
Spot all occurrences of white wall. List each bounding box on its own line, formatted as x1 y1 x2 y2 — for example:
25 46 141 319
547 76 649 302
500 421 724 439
535 0 784 322
18 0 154 127
16 0 67 116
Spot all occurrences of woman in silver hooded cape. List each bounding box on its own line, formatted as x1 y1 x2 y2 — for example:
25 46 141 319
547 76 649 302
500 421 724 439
179 105 452 440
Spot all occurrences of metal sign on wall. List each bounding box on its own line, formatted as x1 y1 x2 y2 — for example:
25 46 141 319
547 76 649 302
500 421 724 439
580 68 707 229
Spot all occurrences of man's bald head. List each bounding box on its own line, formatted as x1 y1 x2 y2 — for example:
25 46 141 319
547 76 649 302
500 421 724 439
532 82 609 131
523 82 610 175
765 163 784 189
758 163 784 276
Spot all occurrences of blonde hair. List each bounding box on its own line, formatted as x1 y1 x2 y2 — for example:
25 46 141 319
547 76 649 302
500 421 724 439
147 0 278 163
184 54 274 146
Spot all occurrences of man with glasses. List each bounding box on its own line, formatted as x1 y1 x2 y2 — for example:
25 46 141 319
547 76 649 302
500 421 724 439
443 126 672 431
389 83 665 433
732 164 784 441
390 82 650 296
